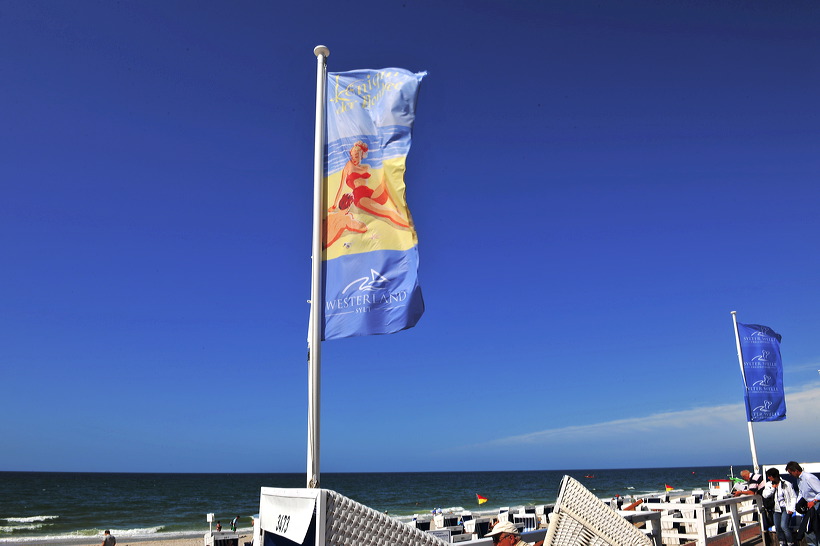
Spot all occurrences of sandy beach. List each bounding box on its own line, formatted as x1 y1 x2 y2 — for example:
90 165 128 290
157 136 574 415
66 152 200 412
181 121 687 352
69 534 251 546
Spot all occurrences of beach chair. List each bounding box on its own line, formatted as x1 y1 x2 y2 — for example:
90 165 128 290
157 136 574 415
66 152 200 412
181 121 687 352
542 475 652 546
433 512 444 529
475 519 492 538
497 507 510 523
259 487 448 546
461 511 476 535
513 511 538 532
536 504 553 529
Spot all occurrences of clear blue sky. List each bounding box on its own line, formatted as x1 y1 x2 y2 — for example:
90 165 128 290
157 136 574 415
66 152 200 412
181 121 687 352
2 0 819 474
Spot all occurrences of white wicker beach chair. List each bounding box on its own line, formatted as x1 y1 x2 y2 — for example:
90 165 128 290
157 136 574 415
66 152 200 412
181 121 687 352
543 475 651 546
497 506 510 523
259 487 448 546
324 489 449 545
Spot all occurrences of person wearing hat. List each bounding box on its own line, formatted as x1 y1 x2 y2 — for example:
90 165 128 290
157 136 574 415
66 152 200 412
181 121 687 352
484 520 543 546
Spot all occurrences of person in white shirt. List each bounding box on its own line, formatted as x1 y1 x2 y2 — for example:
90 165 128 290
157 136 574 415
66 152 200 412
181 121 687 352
763 468 797 546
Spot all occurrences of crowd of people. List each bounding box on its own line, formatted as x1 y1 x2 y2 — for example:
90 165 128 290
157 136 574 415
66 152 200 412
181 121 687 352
732 461 820 546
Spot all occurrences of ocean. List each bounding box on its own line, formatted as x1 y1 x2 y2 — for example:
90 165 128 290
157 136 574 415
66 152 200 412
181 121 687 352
0 466 741 544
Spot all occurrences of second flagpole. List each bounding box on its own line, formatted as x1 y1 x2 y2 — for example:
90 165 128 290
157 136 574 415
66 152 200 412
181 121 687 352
731 310 759 473
308 45 329 489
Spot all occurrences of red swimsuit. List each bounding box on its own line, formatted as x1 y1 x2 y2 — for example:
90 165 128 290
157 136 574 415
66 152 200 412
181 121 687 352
345 171 388 205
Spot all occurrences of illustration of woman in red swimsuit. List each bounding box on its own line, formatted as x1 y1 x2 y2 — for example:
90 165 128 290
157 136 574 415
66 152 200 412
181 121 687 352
328 141 410 229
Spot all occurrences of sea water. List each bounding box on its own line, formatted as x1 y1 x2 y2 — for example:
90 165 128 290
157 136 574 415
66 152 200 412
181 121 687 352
0 466 740 544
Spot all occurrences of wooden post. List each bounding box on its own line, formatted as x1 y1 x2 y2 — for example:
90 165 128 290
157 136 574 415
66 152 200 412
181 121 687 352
695 504 708 546
728 501 742 546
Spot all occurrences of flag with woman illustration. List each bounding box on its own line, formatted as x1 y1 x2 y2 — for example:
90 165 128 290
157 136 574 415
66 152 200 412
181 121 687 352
321 68 426 340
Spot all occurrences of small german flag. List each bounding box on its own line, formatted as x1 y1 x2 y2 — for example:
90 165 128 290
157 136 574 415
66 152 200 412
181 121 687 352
476 494 488 505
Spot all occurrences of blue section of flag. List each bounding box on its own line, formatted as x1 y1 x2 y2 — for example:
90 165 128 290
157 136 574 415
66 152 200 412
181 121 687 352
323 248 424 340
737 322 786 422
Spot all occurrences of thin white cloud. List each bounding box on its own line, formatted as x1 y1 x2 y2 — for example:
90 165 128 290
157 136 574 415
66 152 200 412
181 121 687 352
788 360 820 373
473 382 820 449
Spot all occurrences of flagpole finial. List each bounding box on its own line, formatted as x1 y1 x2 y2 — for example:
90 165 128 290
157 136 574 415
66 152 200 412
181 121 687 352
314 45 330 57
731 310 737 315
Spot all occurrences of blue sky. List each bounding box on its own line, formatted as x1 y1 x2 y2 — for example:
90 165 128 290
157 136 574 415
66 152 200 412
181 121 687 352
2 1 819 474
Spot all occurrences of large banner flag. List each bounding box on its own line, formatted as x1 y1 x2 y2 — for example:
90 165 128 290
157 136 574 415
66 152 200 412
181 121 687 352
737 322 786 422
321 68 426 340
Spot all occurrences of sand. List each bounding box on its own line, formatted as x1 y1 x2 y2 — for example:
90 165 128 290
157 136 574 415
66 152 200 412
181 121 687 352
70 534 251 546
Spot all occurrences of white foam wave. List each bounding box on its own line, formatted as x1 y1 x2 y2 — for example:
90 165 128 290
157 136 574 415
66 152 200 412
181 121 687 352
0 526 183 544
395 505 505 523
0 525 46 532
1 516 59 523
105 526 164 537
428 505 466 514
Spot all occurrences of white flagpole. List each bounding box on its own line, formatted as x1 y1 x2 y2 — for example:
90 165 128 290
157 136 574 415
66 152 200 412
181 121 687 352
308 45 329 488
731 310 760 473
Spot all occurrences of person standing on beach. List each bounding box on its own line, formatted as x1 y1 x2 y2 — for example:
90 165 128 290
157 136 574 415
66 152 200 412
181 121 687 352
101 530 116 546
216 521 222 532
485 521 543 546
786 462 820 546
231 516 239 532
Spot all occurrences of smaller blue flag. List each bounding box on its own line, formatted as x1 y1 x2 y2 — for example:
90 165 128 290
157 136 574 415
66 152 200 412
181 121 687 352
737 323 786 422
